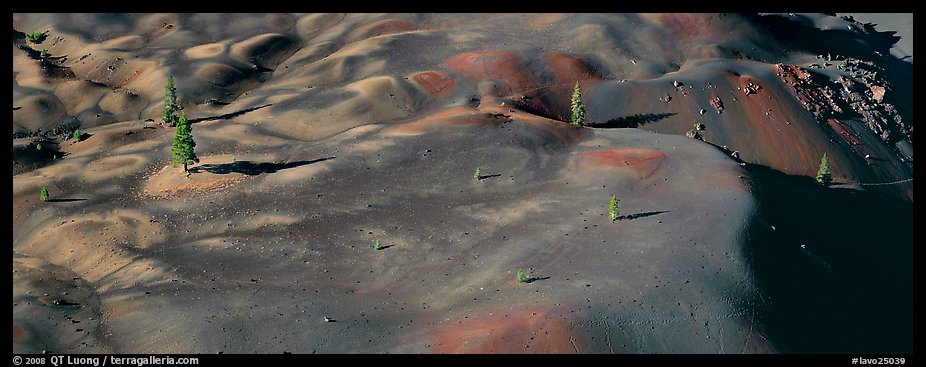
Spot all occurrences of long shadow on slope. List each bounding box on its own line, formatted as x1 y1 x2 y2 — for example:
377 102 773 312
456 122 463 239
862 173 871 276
586 112 676 128
502 97 566 122
189 157 335 175
46 198 88 203
615 210 669 221
16 45 76 79
188 104 273 124
13 142 64 175
742 163 912 353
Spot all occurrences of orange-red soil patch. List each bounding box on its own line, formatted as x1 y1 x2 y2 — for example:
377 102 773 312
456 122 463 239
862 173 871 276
410 71 455 97
431 307 580 353
574 148 667 179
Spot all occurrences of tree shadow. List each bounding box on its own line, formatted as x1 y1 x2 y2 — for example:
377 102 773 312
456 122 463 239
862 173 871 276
376 245 394 250
616 210 670 221
47 198 88 203
16 45 76 79
189 157 335 175
524 276 551 284
189 104 273 124
13 28 26 42
476 174 501 180
587 112 677 128
502 98 563 121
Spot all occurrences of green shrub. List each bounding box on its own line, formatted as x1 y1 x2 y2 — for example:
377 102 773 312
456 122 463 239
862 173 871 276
373 240 383 250
72 128 81 141
516 268 527 283
26 32 47 44
40 187 49 202
473 167 481 181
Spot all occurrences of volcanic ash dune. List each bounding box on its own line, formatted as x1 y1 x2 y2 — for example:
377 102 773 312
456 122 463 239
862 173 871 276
12 13 912 354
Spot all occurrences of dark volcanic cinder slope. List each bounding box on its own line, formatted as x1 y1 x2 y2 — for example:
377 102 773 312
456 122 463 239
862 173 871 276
14 117 767 353
12 13 912 354
743 164 912 353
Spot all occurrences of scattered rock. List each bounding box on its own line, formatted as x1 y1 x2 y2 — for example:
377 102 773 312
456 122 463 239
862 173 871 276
324 317 336 322
743 81 761 95
52 299 80 306
731 151 740 159
709 96 724 114
685 129 702 140
673 80 683 88
699 108 706 115
870 85 886 102
694 123 705 131
776 63 910 155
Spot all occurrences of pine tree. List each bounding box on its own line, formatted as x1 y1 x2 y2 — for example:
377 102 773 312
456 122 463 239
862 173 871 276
162 75 179 127
516 268 528 283
609 194 620 221
373 240 383 250
816 153 832 186
473 167 481 181
171 112 199 173
72 128 81 142
570 81 586 126
40 187 49 202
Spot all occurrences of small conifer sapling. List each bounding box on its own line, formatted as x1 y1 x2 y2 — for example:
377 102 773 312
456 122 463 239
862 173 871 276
609 194 620 221
816 153 832 186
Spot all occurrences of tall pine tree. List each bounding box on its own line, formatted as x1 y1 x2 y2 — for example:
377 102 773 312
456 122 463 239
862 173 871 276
171 112 199 173
571 81 586 126
816 152 832 186
162 75 179 127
